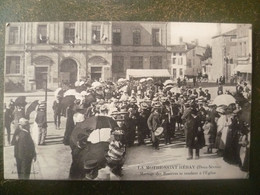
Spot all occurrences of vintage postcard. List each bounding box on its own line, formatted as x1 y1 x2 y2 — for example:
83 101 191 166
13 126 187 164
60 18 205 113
3 21 251 180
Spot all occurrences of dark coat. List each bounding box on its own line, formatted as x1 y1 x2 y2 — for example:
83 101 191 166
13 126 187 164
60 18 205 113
182 111 205 149
147 112 161 131
35 110 47 128
14 128 36 160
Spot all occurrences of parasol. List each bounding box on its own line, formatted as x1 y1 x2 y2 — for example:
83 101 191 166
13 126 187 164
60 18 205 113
146 77 153 81
140 78 146 83
118 78 126 83
64 89 78 97
25 100 39 119
164 79 174 86
213 94 236 106
14 96 27 107
54 88 62 98
92 81 102 88
119 85 127 92
70 116 118 145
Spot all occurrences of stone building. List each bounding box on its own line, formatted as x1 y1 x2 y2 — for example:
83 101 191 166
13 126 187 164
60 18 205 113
211 24 252 83
169 39 205 80
5 21 171 91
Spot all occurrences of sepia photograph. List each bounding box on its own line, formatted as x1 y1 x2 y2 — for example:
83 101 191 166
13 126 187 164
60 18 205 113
3 21 251 180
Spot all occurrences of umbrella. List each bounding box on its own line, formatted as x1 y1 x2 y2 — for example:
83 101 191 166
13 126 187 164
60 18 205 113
164 84 174 90
54 88 62 98
140 78 146 83
170 87 181 94
77 115 118 130
213 94 236 106
118 78 126 83
64 89 78 97
14 96 27 107
92 81 102 88
119 85 127 92
25 100 39 119
146 77 153 81
164 79 174 86
70 116 118 146
61 95 76 109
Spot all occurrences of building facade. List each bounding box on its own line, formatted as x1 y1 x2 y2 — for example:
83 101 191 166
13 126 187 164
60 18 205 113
211 24 252 83
5 21 171 91
5 21 113 91
169 41 205 80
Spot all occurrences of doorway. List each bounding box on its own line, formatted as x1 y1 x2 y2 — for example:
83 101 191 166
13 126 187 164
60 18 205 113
35 67 48 89
90 67 102 81
60 59 78 85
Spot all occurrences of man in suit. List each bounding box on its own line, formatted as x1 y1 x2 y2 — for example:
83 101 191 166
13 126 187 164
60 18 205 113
13 118 36 179
147 105 161 150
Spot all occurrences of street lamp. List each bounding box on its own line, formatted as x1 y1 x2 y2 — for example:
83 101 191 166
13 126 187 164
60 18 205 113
41 72 48 103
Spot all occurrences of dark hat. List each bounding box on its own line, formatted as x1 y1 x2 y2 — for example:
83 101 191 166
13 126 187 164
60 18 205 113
84 160 98 170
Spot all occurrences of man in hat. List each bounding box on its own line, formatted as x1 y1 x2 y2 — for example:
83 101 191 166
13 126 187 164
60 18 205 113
11 104 26 145
4 103 12 146
35 102 47 145
204 89 211 101
198 87 205 97
13 118 36 179
147 105 162 150
52 95 62 129
137 102 150 145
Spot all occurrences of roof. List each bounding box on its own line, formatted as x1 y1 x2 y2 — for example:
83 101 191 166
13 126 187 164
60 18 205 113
212 29 237 39
126 69 171 79
170 45 187 52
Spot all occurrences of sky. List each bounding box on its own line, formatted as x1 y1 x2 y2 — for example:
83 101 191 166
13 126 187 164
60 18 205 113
170 22 237 47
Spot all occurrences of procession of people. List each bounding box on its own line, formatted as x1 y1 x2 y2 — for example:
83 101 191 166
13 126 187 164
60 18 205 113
4 76 251 180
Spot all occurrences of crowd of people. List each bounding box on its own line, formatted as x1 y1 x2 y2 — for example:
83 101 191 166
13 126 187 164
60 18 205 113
4 77 251 180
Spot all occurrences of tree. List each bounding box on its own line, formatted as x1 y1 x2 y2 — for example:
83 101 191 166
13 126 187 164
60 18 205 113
201 45 212 61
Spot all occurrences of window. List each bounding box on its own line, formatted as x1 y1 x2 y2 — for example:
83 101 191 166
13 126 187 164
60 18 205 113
173 53 176 56
113 28 121 45
179 53 182 56
152 28 160 46
130 56 143 69
172 68 177 78
178 58 183 65
187 59 192 67
172 58 176 64
193 50 195 56
133 29 141 45
150 56 162 69
112 56 124 73
179 68 183 76
9 27 18 44
6 56 20 74
64 23 75 44
92 25 101 44
38 25 47 43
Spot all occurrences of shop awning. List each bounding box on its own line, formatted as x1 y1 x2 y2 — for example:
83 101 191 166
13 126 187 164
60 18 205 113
126 69 171 79
233 65 252 73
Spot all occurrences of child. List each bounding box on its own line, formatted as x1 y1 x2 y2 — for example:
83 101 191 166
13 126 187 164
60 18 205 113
106 129 126 176
203 116 215 154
